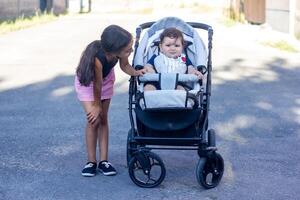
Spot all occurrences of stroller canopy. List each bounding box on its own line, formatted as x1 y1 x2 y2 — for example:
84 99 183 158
133 17 208 69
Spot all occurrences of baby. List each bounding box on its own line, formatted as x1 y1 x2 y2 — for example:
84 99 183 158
144 27 203 90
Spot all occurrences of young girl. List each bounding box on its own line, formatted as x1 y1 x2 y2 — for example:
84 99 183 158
144 27 203 90
75 25 146 177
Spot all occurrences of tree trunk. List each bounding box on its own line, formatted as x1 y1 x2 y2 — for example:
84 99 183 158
80 0 83 13
88 0 91 12
230 0 242 20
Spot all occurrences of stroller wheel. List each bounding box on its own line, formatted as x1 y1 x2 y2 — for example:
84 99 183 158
196 152 224 189
127 129 136 166
128 151 166 188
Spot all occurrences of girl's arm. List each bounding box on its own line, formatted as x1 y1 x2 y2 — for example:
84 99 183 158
93 58 103 106
87 58 103 124
119 57 146 76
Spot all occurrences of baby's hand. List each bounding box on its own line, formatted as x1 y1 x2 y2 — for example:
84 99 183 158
144 65 156 73
188 67 204 80
194 70 204 80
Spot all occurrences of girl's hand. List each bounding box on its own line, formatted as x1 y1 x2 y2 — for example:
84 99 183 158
86 105 102 124
134 68 147 76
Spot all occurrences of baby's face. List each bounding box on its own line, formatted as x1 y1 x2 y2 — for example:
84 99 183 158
159 37 183 58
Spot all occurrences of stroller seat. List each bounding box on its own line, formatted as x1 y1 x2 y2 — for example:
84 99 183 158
138 73 203 110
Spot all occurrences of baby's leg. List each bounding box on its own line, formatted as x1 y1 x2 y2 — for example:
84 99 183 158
176 85 185 90
144 81 159 91
144 84 157 91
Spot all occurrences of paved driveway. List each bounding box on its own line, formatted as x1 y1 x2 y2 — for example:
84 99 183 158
0 11 300 200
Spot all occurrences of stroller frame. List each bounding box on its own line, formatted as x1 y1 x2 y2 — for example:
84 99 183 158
127 19 224 189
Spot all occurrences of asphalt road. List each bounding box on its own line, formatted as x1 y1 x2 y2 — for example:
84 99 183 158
0 11 300 200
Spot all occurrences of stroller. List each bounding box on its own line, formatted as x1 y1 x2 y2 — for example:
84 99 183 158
127 17 224 189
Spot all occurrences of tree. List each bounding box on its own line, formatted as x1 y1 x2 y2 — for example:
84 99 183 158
80 0 92 13
88 0 91 12
229 0 243 21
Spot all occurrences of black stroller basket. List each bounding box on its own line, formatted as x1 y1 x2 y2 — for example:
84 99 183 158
127 18 224 189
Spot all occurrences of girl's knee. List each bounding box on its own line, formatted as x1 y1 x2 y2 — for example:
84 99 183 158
99 116 108 125
87 118 100 129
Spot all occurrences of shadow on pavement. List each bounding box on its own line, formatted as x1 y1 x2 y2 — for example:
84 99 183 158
0 57 299 199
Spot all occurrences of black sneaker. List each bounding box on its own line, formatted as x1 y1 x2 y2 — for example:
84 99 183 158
81 162 97 177
98 160 117 176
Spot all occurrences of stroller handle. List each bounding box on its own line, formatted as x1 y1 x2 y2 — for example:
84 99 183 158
137 21 212 32
187 22 212 31
138 22 155 30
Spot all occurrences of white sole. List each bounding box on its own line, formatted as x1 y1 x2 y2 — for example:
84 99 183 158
98 169 117 176
81 173 96 177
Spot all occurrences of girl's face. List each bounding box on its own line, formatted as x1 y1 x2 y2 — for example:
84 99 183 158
116 40 133 58
159 37 184 58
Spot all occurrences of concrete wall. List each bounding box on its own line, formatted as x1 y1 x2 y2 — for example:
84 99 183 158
0 0 67 20
295 0 300 37
266 0 300 37
266 0 290 33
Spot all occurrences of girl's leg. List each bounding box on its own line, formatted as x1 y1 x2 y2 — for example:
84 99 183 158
98 99 111 161
81 101 100 163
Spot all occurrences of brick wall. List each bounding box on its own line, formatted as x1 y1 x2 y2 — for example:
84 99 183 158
0 0 39 20
0 0 67 20
53 0 67 14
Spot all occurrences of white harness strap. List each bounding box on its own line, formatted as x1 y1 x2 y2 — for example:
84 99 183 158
160 73 178 90
154 54 187 74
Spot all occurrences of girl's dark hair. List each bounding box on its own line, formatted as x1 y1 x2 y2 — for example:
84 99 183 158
100 25 132 54
76 25 131 86
160 27 184 45
76 40 101 86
